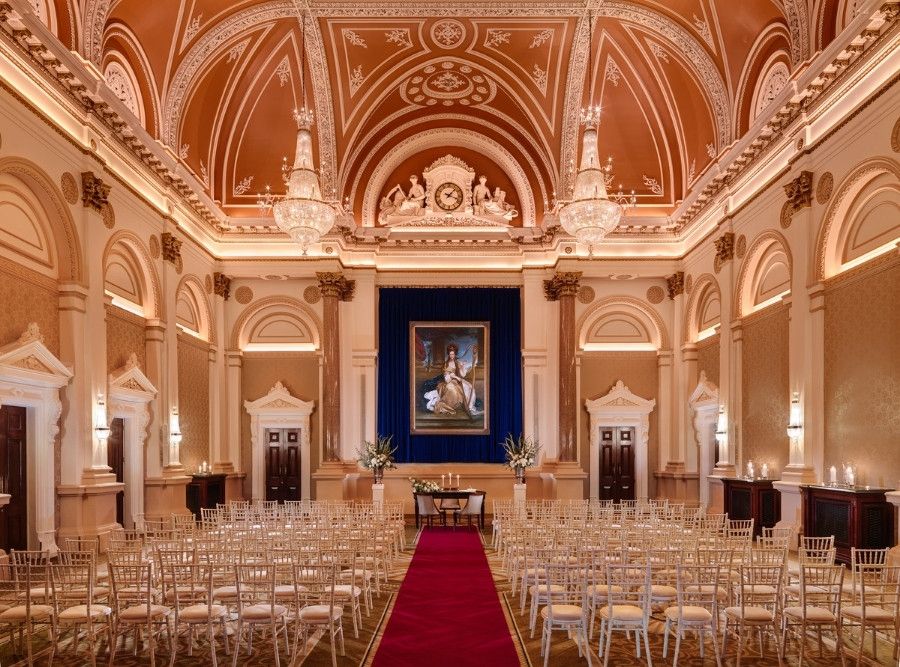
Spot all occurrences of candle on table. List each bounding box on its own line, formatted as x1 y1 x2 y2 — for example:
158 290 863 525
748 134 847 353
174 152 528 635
441 474 445 488
761 463 769 479
829 465 837 484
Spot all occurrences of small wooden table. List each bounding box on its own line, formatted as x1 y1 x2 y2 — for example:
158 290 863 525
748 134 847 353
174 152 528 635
186 474 226 520
801 484 894 564
722 477 780 538
414 490 486 529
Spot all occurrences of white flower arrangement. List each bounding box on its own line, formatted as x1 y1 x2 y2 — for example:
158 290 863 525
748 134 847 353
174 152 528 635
409 478 441 493
500 433 540 470
357 434 397 470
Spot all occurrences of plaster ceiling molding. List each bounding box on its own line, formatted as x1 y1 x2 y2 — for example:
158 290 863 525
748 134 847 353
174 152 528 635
751 57 791 123
235 286 254 304
780 0 810 64
360 128 538 228
82 0 112 64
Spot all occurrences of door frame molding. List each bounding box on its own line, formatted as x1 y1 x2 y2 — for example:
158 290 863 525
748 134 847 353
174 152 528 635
0 323 73 554
244 382 314 502
586 380 656 501
108 353 157 530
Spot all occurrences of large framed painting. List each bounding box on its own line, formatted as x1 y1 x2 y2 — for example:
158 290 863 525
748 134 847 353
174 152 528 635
410 321 489 435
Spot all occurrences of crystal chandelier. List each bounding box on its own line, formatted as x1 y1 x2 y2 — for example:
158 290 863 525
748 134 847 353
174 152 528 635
558 14 635 253
256 7 336 254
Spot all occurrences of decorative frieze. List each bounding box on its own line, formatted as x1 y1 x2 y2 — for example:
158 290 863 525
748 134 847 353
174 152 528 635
316 272 355 301
80 171 110 211
213 272 231 300
160 232 182 265
543 271 582 301
666 272 685 300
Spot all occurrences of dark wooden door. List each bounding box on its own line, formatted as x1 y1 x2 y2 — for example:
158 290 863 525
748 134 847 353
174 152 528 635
597 426 636 502
0 405 28 551
107 417 125 525
265 429 301 503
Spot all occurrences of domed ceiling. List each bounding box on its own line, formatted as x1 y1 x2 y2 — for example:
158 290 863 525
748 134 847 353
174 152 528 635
35 0 857 236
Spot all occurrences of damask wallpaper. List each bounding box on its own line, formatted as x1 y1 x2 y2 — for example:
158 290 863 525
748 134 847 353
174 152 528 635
0 264 59 355
579 353 660 498
177 335 209 472
241 354 321 499
741 306 789 475
824 261 900 489
106 308 146 372
696 335 720 387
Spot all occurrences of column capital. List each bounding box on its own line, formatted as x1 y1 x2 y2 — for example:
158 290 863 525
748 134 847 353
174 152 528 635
213 272 231 300
316 272 356 301
666 271 685 300
543 271 582 301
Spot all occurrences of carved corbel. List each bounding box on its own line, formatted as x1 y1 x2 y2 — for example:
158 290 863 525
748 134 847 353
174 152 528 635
160 232 182 265
213 272 231 300
781 170 814 228
666 272 685 300
80 171 110 211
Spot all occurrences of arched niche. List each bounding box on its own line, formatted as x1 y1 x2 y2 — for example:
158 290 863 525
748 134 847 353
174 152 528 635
244 382 314 502
577 296 669 352
684 274 722 344
585 381 656 501
230 297 322 352
107 353 157 530
689 371 720 509
102 232 161 319
815 158 900 280
175 275 213 342
735 231 793 318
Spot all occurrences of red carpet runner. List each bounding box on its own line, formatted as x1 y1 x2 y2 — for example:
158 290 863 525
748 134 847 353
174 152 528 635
372 526 520 667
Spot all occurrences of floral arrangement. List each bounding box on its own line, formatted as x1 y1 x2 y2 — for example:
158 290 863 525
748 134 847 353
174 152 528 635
357 434 397 470
409 478 441 493
500 433 540 470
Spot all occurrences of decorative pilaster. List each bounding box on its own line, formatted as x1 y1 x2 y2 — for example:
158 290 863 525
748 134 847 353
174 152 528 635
317 272 356 462
544 271 581 462
224 351 243 474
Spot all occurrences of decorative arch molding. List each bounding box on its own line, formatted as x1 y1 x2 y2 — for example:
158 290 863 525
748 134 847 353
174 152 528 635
81 0 111 64
781 0 810 64
577 295 671 351
244 381 314 502
689 371 719 508
360 128 539 228
230 296 323 351
107 353 157 530
175 274 214 344
750 54 792 123
101 23 163 132
733 24 792 132
102 230 162 321
0 157 82 284
814 157 900 281
734 230 794 318
683 273 722 344
586 380 656 501
0 323 72 554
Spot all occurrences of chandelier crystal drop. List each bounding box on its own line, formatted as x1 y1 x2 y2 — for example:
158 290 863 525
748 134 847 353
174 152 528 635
271 108 336 254
558 106 627 252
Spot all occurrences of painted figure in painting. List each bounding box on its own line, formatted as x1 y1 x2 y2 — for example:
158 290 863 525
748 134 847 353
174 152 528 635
423 344 481 417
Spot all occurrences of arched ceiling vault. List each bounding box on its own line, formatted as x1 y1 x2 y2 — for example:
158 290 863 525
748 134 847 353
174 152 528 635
59 0 843 232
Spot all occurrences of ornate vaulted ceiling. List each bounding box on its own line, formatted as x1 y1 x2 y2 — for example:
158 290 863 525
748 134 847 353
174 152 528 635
29 0 857 235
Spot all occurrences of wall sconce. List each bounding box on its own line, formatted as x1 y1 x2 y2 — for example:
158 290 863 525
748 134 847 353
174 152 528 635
714 405 727 445
169 408 182 446
786 391 802 440
95 393 111 441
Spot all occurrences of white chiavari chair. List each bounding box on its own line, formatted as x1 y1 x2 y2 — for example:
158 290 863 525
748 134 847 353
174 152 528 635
232 561 290 667
597 562 653 667
781 563 844 664
663 563 722 666
109 560 173 666
50 560 114 665
840 564 900 666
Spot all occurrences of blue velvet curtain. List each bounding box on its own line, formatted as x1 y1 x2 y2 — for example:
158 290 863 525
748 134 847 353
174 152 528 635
377 287 522 463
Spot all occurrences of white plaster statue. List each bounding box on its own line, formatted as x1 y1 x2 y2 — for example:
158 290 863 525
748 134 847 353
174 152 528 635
472 175 491 215
383 175 426 217
483 186 518 220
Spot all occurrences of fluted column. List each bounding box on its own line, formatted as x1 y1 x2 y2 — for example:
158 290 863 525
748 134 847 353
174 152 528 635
544 272 581 462
316 272 356 462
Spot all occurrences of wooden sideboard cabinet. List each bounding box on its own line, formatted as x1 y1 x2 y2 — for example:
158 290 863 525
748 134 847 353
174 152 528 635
722 478 781 538
801 485 895 564
186 474 226 520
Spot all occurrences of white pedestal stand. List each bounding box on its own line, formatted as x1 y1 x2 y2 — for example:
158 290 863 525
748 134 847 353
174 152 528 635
371 483 384 507
513 483 526 508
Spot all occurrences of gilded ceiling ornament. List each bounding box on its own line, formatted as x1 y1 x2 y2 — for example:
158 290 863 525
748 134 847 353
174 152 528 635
149 234 161 259
736 234 747 258
577 286 595 305
316 272 355 301
431 20 466 49
81 171 110 212
816 172 834 204
400 61 497 108
60 172 78 205
235 286 254 305
303 285 321 304
161 232 182 265
665 272 685 300
646 286 665 304
543 272 582 301
213 272 232 300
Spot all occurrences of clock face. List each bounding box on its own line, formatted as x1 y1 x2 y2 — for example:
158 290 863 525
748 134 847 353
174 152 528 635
435 182 464 211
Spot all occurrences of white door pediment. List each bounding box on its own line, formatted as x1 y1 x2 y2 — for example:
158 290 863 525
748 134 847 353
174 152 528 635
0 324 72 388
109 353 157 400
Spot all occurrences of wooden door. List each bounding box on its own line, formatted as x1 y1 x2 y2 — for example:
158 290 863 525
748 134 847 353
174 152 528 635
265 429 301 503
107 417 125 525
0 405 28 551
597 426 636 502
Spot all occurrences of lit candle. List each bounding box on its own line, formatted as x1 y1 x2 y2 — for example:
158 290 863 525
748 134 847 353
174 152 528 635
747 460 755 479
761 463 769 479
829 465 837 484
456 474 460 488
441 474 445 487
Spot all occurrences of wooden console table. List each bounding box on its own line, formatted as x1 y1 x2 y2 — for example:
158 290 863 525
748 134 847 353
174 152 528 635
722 478 780 538
800 485 895 564
414 490 486 529
186 473 226 520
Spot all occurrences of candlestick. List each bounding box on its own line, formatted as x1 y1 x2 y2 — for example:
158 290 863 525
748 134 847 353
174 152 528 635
441 474 445 488
829 465 837 485
761 463 769 479
456 474 460 488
